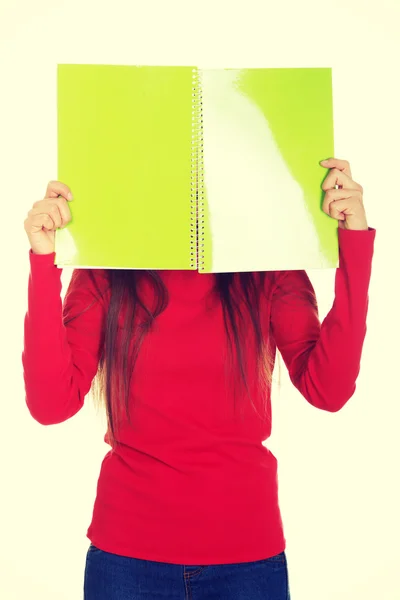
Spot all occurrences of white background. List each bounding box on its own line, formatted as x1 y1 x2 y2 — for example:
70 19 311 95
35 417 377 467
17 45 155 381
1 1 399 598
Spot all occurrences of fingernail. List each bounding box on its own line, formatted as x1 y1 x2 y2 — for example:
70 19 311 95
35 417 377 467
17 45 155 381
320 159 329 164
68 192 73 200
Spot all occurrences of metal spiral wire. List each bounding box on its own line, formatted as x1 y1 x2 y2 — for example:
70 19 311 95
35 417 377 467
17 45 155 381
190 68 204 270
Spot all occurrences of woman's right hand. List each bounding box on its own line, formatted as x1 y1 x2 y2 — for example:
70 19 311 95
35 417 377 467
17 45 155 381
24 181 73 255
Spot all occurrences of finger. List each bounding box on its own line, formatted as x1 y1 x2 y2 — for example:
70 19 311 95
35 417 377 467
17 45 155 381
322 188 362 218
32 198 71 227
54 196 72 225
29 203 63 229
320 157 352 178
45 180 73 201
28 213 56 233
47 196 72 225
321 168 362 192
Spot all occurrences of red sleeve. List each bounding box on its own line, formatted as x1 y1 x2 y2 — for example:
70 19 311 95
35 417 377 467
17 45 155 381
22 251 109 425
270 227 376 412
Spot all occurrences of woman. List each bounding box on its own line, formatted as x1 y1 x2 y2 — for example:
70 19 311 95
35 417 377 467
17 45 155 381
22 157 376 599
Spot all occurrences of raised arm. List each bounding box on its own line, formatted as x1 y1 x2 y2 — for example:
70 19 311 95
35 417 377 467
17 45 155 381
22 251 109 425
270 227 376 412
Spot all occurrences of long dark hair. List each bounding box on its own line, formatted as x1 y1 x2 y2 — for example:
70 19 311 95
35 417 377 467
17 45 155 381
71 270 279 447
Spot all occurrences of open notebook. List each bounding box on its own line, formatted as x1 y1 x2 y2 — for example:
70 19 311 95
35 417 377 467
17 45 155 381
55 65 338 272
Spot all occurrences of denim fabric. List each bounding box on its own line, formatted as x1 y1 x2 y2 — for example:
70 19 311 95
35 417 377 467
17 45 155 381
84 543 291 599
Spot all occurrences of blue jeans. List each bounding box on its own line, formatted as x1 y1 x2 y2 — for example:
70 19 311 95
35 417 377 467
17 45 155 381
84 544 291 599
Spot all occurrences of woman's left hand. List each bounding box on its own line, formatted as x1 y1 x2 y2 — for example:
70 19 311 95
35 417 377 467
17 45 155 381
320 158 369 231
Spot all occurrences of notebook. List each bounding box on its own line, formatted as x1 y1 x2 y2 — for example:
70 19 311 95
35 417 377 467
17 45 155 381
55 64 338 272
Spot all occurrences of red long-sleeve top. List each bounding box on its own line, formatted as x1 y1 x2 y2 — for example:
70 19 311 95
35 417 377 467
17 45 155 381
22 227 376 565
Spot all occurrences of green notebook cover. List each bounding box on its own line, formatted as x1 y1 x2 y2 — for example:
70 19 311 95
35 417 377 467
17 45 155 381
55 65 337 272
56 64 196 270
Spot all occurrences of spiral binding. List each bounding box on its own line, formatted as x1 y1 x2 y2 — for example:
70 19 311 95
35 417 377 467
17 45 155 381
191 68 204 271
